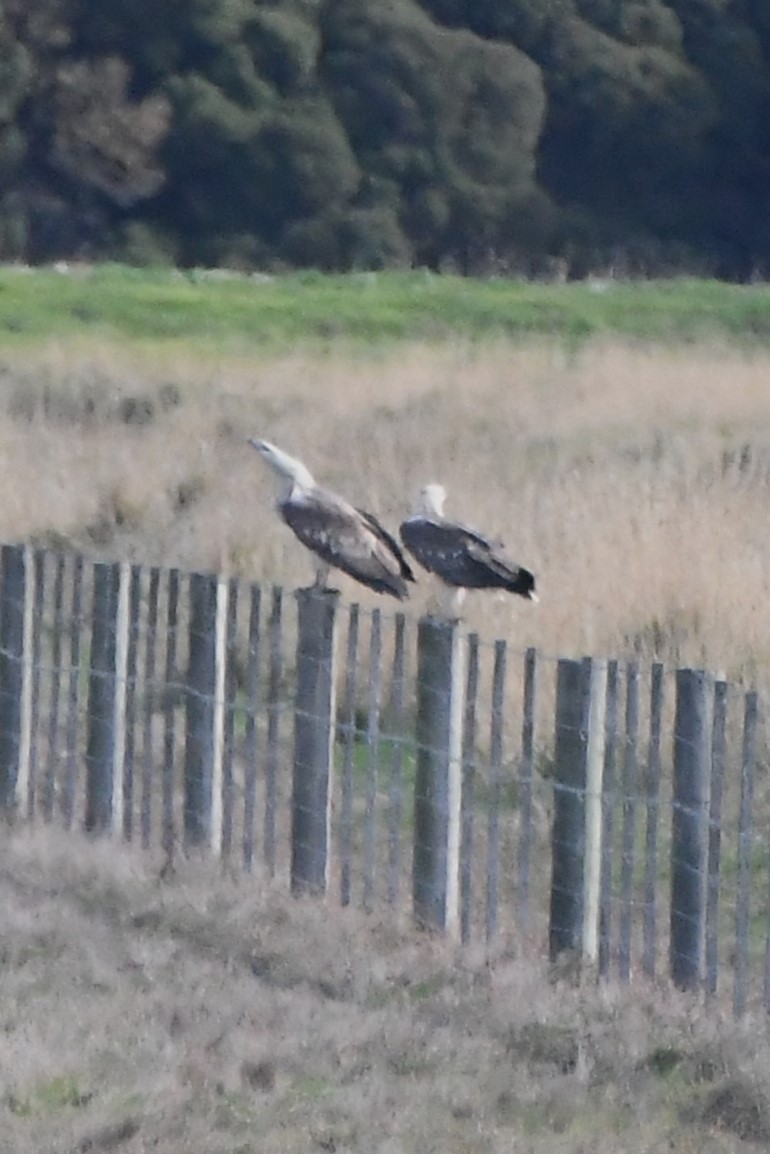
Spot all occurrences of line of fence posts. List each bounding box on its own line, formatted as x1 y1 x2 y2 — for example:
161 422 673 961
0 542 767 1003
548 659 763 1002
0 549 469 938
549 660 726 991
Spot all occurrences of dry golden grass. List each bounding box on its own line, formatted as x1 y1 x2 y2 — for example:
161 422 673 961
2 336 770 680
3 826 770 1154
6 331 770 1154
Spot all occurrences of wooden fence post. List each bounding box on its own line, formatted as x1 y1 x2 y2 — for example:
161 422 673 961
162 568 180 859
705 678 727 996
63 554 84 830
670 668 712 991
0 544 26 810
550 658 605 962
643 662 665 979
339 603 360 908
242 584 262 872
292 588 339 896
184 572 218 849
15 546 36 817
485 639 507 943
85 561 120 833
734 690 758 1018
460 632 480 945
220 576 239 863
583 658 607 963
363 609 383 908
412 616 465 935
43 553 65 823
516 646 537 938
210 573 229 856
110 561 131 837
598 659 619 978
121 563 142 840
26 550 46 819
264 586 283 876
141 566 161 849
387 612 407 908
618 661 640 982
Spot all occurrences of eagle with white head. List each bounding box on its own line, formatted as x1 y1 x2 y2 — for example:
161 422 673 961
250 438 415 600
400 483 537 616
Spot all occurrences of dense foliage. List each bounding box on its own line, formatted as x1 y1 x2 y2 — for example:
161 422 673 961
1 0 769 276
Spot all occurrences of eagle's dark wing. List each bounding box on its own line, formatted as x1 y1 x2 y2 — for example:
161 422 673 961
464 536 537 596
401 517 536 598
356 507 416 583
400 519 485 587
282 494 412 599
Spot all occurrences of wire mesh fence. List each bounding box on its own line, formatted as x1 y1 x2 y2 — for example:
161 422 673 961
0 542 768 1014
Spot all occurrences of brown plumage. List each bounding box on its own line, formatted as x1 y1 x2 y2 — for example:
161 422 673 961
250 438 415 599
400 483 537 612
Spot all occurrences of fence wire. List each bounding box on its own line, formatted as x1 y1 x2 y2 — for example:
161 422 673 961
0 544 768 1015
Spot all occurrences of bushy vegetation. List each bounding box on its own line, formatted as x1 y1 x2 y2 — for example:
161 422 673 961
2 0 769 277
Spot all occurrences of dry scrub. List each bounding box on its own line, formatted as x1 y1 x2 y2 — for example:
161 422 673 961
1 337 770 679
2 827 770 1154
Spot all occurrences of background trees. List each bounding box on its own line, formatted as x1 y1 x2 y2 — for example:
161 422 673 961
0 0 768 276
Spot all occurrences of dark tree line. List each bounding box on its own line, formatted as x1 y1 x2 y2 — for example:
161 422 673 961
1 0 768 277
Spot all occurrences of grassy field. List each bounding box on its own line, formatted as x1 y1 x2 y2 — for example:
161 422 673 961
2 264 770 350
3 266 770 1151
0 266 769 681
3 827 770 1154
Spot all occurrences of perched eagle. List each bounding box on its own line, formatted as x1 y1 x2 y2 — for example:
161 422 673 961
249 438 416 600
400 483 537 615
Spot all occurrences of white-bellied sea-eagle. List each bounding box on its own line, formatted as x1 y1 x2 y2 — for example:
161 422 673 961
400 483 537 615
250 438 416 600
